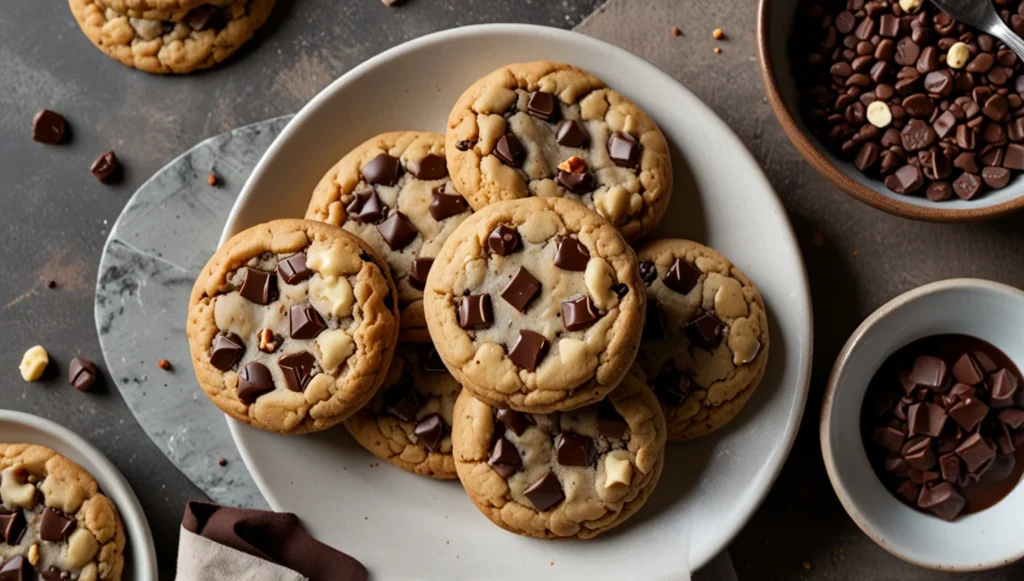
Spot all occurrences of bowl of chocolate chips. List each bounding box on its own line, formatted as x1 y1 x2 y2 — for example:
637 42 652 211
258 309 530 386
758 0 1024 220
823 278 1024 571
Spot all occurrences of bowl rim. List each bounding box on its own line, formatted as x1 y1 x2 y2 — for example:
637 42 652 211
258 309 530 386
821 277 1024 572
755 0 1024 223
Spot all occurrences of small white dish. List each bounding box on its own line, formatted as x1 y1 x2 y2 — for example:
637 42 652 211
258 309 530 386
0 410 158 580
823 278 1024 572
223 23 813 579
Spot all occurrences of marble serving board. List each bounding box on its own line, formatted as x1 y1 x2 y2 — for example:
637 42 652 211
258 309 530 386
94 116 295 508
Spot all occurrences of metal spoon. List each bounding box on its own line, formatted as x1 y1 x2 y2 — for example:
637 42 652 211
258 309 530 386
928 0 1024 59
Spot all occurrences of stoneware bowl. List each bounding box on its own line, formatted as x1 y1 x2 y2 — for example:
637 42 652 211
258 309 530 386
756 0 1024 222
822 278 1024 571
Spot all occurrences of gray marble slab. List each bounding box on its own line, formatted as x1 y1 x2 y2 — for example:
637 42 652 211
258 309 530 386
94 116 294 509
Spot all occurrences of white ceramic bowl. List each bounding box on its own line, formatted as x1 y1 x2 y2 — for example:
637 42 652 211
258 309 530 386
823 278 1024 571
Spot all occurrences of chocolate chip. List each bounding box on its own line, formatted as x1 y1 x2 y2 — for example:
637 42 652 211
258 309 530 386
953 172 983 200
653 370 691 406
527 91 559 122
612 283 629 299
685 312 724 349
377 211 419 250
237 362 274 404
496 408 531 436
561 295 601 331
363 153 401 186
556 119 589 148
508 329 548 371
885 164 923 194
607 132 641 168
949 397 989 432
278 351 317 393
289 303 326 339
488 437 521 479
1004 143 1024 170
597 401 628 439
32 109 66 144
456 140 475 151
639 261 657 285
556 170 596 193
896 480 919 503
414 414 446 452
278 252 313 284
487 224 520 255
926 181 953 201
385 385 420 422
642 302 665 341
910 356 947 390
1000 408 1024 429
903 94 934 118
347 189 386 223
907 402 947 437
955 432 996 472
209 332 245 372
184 5 226 30
989 369 1019 407
873 426 906 453
524 471 564 511
494 133 525 167
0 556 32 581
39 507 75 542
917 482 966 521
901 119 936 151
952 353 984 386
409 257 433 290
68 357 98 392
90 150 120 184
940 453 962 483
663 258 701 294
0 510 25 545
412 154 447 180
459 294 493 329
555 432 592 467
553 237 589 271
500 267 541 313
901 436 937 471
429 187 469 220
982 166 1011 189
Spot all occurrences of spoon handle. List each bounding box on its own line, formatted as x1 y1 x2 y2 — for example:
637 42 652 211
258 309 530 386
989 18 1024 64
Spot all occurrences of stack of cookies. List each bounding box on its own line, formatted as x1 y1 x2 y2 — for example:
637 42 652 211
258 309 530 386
186 61 772 540
68 0 275 74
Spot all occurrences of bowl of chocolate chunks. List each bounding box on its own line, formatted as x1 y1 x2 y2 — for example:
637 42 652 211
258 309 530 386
759 0 1024 221
823 278 1024 571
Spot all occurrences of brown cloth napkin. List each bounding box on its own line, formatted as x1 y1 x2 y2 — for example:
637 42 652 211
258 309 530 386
177 501 367 581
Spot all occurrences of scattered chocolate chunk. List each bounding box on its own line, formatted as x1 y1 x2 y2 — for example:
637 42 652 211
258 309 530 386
685 312 724 348
952 353 984 386
607 132 641 168
429 187 469 220
0 510 25 545
488 437 521 479
184 5 226 30
377 211 419 250
553 237 589 271
910 356 946 390
409 257 433 290
487 224 520 255
278 252 313 285
239 268 277 305
555 432 592 467
500 267 541 312
561 295 601 331
278 351 317 393
363 153 401 186
494 134 525 167
663 258 701 294
209 332 245 371
0 556 32 581
289 303 326 339
907 402 947 437
638 261 657 285
989 369 1018 408
412 154 447 180
90 150 120 184
524 471 564 512
597 401 628 439
642 302 665 341
556 120 589 148
949 397 989 432
527 91 559 122
347 189 386 223
39 508 75 542
424 349 446 373
508 330 548 371
385 385 420 422
496 408 531 436
32 109 66 144
237 362 274 404
556 170 596 193
414 414 446 452
653 370 691 406
458 294 493 329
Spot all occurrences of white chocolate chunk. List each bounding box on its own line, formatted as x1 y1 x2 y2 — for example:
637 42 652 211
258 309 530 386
947 42 970 69
585 258 618 311
866 101 892 128
604 455 633 488
128 17 163 40
309 276 353 318
477 114 506 154
306 242 361 280
316 329 354 372
0 468 36 509
558 338 588 367
27 544 39 566
79 563 98 581
899 0 922 12
19 346 48 382
595 186 630 223
65 528 99 568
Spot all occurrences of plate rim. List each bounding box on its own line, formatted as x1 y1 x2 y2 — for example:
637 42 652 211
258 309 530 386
0 410 159 581
224 22 814 574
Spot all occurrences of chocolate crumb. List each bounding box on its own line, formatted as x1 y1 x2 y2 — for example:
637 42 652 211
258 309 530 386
157 359 172 371
218 458 227 467
46 280 56 289
671 26 681 37
714 47 722 54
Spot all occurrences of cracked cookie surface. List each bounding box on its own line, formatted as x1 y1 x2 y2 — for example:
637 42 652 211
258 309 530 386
0 443 125 581
69 0 275 74
344 345 460 479
423 197 644 413
451 366 665 539
637 239 770 441
187 219 399 434
445 61 672 242
306 131 473 342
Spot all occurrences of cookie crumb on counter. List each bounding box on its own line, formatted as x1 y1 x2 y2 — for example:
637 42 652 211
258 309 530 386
46 280 56 289
712 28 725 40
207 173 220 187
671 26 681 37
19 346 49 382
714 47 722 54
157 359 172 371
802 561 812 570
218 458 227 467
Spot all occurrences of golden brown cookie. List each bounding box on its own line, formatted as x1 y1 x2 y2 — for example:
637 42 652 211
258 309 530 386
0 443 126 581
186 219 400 434
636 239 770 441
445 61 672 242
451 366 665 539
344 345 460 479
92 0 235 20
306 131 473 342
423 197 645 413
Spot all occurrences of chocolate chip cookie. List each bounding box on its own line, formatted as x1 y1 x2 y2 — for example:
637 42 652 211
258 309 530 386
306 131 473 342
423 197 645 413
0 443 126 581
451 366 665 539
187 219 399 434
69 0 275 74
445 61 672 242
637 239 770 441
344 346 460 479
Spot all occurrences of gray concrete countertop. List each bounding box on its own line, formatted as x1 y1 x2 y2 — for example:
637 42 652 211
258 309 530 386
2 0 1024 579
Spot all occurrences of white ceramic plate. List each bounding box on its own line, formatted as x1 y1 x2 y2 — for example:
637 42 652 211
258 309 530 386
222 24 813 579
0 410 158 581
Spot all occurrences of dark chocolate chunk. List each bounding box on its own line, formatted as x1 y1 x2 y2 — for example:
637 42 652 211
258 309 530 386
500 267 541 312
429 187 469 220
555 432 592 467
955 432 996 473
385 385 420 422
899 371 917 395
0 556 32 581
872 426 906 453
896 480 920 504
32 109 66 144
953 172 983 200
496 408 531 436
488 437 521 479
901 436 936 471
1006 143 1024 170
184 5 226 30
642 302 665 340
487 224 520 255
527 91 559 122
939 453 961 483
494 134 525 167
508 330 548 371
39 508 75 543
68 357 98 392
561 295 601 331
999 408 1024 429
952 353 984 386
612 283 629 298
377 211 419 250
347 189 386 223
653 370 691 406
917 482 966 521
685 312 724 349
209 332 245 372
412 154 448 180
974 351 999 374
663 258 701 294
597 401 628 439
556 170 596 193
556 120 589 148
907 402 947 437
414 414 446 452
638 261 657 285
455 140 475 151
459 294 493 329
524 471 564 512
424 349 446 373
607 132 641 167
886 455 912 478
910 356 947 390
90 150 120 184
408 257 433 290
982 166 1012 189
278 351 317 393
237 362 274 404
239 268 277 305
989 369 1019 408
0 510 25 545
900 119 936 151
278 252 313 284
553 237 590 271
289 303 326 339
949 397 989 432
363 153 401 186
